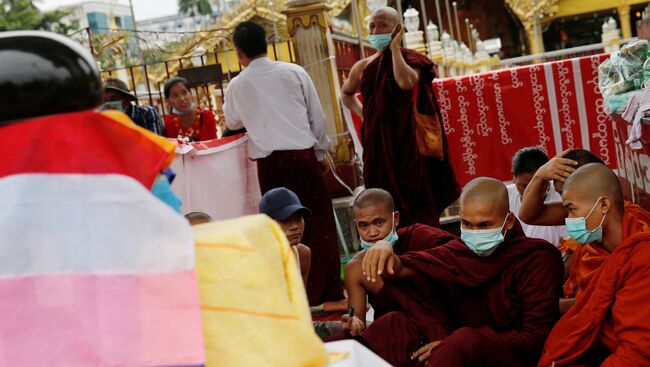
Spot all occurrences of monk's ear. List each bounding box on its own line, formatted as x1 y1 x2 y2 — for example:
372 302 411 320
505 212 516 231
600 196 612 215
393 211 400 228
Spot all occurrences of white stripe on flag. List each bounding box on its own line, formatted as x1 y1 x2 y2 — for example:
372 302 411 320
0 174 195 276
544 63 563 154
572 58 591 151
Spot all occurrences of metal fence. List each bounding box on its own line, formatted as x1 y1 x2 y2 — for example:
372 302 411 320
98 39 295 125
70 27 295 125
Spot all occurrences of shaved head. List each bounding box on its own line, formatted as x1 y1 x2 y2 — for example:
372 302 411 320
461 177 509 215
563 163 624 216
367 6 400 33
460 177 513 231
353 188 395 212
370 6 400 23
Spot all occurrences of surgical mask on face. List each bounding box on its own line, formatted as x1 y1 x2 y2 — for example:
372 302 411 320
104 101 124 112
360 213 399 250
368 33 392 51
565 197 607 244
172 102 196 115
461 214 510 257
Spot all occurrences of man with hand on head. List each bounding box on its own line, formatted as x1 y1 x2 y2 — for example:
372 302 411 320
520 149 650 310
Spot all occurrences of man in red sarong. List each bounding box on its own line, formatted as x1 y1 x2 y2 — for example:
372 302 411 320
341 7 459 228
224 21 344 307
538 163 650 366
358 178 563 367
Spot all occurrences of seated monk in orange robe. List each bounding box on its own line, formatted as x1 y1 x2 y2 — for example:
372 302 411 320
345 189 455 322
538 163 650 366
519 149 650 314
562 201 650 300
359 178 563 367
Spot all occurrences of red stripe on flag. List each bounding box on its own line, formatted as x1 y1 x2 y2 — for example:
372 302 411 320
0 111 174 188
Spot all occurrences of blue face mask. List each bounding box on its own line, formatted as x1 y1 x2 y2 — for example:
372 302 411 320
104 101 124 112
368 33 392 51
360 213 399 250
172 102 196 115
565 197 607 244
461 214 510 257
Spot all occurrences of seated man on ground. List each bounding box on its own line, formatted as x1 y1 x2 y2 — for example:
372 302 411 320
359 178 563 367
538 163 650 366
345 188 455 322
259 187 363 340
519 149 650 310
507 147 568 248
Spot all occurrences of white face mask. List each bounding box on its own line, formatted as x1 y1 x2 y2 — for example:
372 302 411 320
460 214 510 257
359 212 399 250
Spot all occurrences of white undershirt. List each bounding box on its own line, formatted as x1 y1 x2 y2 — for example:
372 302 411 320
506 183 569 247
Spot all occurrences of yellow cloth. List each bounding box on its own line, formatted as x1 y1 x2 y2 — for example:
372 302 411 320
194 214 329 367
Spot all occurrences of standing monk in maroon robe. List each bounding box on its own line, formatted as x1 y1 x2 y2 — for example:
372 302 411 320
341 7 459 228
359 178 563 367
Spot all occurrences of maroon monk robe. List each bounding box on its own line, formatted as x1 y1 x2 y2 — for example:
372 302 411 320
257 148 344 306
360 222 564 367
368 224 456 322
360 49 460 228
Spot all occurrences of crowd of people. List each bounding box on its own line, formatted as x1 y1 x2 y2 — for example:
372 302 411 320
2 4 650 367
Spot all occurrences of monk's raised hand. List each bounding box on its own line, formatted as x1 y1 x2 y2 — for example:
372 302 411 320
537 149 577 183
390 24 404 52
362 241 394 282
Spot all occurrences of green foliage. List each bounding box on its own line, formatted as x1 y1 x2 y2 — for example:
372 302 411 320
178 0 212 17
0 0 77 34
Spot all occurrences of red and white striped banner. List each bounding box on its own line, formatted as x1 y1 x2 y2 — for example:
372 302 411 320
433 53 615 186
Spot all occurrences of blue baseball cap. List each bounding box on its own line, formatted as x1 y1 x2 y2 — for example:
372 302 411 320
259 187 311 221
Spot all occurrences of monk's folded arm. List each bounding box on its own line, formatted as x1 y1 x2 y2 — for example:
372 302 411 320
391 51 419 91
382 255 417 279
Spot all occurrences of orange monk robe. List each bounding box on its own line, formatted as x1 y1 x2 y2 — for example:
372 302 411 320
561 201 650 298
538 210 650 366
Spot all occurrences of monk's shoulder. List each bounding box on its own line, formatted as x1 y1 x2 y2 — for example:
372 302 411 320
396 224 456 253
624 238 650 269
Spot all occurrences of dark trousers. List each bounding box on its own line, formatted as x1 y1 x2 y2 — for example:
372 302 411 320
257 149 344 305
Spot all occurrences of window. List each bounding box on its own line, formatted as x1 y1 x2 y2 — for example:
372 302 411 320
87 12 109 34
114 16 122 27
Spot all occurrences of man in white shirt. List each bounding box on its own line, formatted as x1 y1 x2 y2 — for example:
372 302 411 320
506 147 569 249
224 21 345 308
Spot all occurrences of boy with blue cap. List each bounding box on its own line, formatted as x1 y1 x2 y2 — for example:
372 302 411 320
259 187 365 340
259 187 313 287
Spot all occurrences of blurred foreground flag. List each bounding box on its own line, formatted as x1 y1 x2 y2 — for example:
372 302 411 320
0 111 204 366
